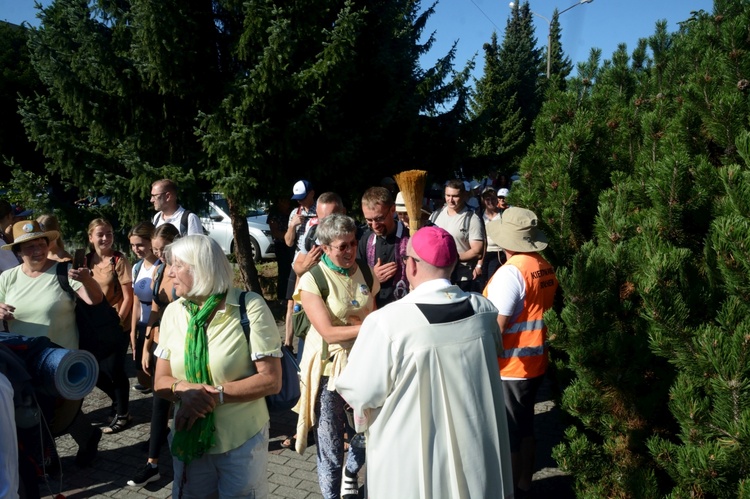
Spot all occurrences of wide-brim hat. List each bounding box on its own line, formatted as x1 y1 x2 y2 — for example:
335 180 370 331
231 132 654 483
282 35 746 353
1 220 59 250
486 207 548 253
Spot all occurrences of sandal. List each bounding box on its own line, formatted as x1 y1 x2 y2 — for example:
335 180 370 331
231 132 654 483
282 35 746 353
341 469 358 499
280 436 296 449
102 413 133 434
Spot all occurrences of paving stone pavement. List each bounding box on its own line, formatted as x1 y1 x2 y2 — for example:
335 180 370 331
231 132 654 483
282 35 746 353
38 323 573 499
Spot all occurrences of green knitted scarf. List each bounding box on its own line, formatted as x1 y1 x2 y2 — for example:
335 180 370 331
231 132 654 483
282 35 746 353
171 292 226 464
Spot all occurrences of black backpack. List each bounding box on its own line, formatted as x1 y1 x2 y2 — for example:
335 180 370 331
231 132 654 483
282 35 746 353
237 291 301 412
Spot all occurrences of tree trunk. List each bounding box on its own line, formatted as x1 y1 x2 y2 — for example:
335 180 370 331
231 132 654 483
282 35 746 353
226 195 262 294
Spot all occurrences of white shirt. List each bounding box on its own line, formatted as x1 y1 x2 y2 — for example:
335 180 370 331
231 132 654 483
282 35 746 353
154 205 203 236
132 260 158 324
485 263 525 319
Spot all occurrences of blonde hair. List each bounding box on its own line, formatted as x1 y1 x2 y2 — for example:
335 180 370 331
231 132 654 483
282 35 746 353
37 214 65 249
87 218 113 235
128 221 155 240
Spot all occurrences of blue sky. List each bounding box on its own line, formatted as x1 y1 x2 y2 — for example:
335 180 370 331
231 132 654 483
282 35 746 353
2 0 714 81
423 0 714 78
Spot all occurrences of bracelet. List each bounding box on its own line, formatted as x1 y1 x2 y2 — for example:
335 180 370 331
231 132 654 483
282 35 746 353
170 380 183 400
476 264 482 268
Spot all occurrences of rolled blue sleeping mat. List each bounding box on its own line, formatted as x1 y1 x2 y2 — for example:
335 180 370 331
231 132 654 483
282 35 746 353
0 333 98 400
30 346 98 400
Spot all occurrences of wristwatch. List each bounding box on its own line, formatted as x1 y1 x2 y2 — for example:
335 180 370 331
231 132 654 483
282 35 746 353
216 385 225 405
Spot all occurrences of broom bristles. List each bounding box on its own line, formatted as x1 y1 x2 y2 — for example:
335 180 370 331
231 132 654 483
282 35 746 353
394 170 427 235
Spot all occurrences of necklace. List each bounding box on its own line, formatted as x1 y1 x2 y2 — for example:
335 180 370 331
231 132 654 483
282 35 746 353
329 267 361 307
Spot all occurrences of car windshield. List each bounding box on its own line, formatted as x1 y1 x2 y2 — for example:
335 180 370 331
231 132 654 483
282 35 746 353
212 197 266 217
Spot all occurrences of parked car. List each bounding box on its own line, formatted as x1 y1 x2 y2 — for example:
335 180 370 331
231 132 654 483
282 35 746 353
199 196 275 262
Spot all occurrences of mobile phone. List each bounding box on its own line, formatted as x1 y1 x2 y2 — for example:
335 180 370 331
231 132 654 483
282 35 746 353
73 248 87 269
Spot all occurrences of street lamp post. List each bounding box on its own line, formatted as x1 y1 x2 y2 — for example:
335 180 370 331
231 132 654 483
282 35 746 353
509 0 594 79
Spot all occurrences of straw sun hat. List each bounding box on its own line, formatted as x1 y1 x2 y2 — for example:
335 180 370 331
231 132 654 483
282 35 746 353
1 220 59 250
485 207 548 253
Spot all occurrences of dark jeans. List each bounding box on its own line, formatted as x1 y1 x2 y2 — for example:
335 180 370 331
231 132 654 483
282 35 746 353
275 241 294 300
503 375 544 451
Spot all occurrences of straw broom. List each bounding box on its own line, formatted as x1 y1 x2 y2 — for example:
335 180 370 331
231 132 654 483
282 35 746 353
394 170 427 235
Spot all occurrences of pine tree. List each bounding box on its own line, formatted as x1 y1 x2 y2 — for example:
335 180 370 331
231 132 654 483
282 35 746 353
0 22 46 183
468 1 542 176
545 10 573 91
530 1 750 496
642 2 750 495
468 32 526 171
19 0 468 289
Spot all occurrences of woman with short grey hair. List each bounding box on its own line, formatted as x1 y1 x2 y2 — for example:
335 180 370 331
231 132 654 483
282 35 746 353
292 214 379 499
314 213 357 246
153 235 282 498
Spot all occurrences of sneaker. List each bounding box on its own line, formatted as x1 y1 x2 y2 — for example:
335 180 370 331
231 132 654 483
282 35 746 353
127 463 160 487
75 428 102 467
341 468 358 499
132 384 152 394
102 413 133 434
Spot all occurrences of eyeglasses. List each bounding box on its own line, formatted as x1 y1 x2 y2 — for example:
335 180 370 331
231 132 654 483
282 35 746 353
328 240 358 252
400 254 420 264
150 192 166 199
364 214 388 224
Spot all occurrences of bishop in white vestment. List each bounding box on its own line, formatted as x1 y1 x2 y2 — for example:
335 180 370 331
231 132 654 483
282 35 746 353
336 226 514 499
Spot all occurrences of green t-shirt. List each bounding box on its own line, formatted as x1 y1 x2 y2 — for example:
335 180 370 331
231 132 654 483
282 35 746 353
0 263 82 350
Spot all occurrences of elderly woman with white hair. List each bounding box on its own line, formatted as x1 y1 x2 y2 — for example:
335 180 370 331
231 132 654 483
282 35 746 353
153 235 281 498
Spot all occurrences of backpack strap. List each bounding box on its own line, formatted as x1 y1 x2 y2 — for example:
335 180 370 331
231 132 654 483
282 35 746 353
303 223 319 252
55 262 76 301
132 259 144 282
307 265 329 360
152 262 169 308
429 206 444 224
356 258 374 291
238 290 250 343
308 264 329 301
180 210 192 236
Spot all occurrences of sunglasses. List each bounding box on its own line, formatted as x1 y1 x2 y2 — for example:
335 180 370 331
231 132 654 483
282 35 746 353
328 241 358 252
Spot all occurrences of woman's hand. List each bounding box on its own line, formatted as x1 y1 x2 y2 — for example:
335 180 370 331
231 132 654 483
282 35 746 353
0 303 15 322
173 382 219 430
68 267 93 283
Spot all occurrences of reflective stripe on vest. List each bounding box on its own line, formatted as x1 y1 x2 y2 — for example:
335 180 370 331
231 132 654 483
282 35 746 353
505 319 546 335
499 341 549 359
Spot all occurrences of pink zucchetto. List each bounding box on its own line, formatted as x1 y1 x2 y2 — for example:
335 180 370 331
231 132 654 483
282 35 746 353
411 226 458 268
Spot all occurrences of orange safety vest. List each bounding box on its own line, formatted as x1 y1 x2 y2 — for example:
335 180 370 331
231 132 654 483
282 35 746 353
483 252 558 378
